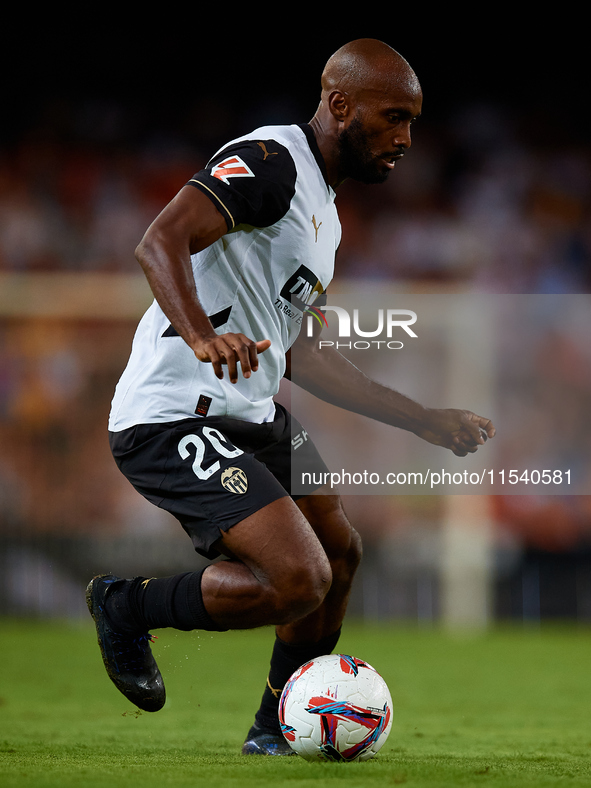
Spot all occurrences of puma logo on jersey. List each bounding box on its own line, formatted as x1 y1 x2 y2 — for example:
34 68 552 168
257 142 278 160
312 215 322 242
211 155 255 185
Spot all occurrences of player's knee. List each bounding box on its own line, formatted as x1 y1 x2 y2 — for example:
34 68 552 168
345 526 363 576
300 495 362 583
325 517 363 582
273 554 332 623
327 525 362 592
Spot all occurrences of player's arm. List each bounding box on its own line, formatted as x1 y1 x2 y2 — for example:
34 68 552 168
135 185 270 383
285 327 495 458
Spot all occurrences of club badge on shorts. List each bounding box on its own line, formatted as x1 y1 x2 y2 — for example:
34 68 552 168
221 467 248 494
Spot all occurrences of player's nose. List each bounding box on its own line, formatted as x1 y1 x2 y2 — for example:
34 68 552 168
393 122 413 149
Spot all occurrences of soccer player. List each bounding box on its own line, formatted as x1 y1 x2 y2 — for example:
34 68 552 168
87 38 495 755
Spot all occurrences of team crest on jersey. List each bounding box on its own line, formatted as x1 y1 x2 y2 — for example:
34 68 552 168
221 467 248 494
210 155 255 185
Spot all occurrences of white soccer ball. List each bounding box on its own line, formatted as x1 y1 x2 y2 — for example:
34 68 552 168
278 653 393 762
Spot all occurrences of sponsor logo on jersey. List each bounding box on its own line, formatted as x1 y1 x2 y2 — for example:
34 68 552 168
275 265 325 326
211 155 255 185
280 265 324 312
291 429 309 450
221 467 248 494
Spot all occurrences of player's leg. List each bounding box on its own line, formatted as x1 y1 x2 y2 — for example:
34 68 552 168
198 493 333 629
279 490 362 643
243 488 362 754
118 493 333 632
87 492 333 713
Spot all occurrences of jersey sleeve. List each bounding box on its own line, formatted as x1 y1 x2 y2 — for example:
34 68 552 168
187 138 297 230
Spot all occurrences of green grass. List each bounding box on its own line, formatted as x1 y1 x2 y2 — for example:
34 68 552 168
3 619 591 787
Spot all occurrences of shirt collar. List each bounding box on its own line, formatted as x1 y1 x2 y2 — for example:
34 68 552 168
298 123 330 190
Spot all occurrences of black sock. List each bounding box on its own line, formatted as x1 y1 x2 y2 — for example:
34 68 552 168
253 627 342 733
106 570 227 633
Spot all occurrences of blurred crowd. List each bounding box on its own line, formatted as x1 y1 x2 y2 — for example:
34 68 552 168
1 93 591 620
0 96 590 292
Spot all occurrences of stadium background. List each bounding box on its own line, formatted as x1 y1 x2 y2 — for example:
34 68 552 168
1 16 590 629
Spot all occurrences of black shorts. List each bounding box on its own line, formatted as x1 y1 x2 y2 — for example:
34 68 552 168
108 403 329 559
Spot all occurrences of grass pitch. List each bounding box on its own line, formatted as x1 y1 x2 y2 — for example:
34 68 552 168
2 618 591 787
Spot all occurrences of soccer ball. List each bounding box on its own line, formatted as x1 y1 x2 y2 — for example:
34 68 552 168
278 653 392 762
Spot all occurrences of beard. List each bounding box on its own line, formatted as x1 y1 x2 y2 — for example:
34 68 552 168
336 115 391 185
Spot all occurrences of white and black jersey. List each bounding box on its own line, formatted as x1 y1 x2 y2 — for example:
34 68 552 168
108 124 341 431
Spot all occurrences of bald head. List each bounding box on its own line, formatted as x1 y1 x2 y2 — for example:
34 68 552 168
320 39 421 102
310 39 423 187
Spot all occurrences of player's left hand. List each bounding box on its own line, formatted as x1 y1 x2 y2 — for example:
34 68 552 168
415 409 496 457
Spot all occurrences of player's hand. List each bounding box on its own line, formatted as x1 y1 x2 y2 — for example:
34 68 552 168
416 408 496 457
193 332 271 383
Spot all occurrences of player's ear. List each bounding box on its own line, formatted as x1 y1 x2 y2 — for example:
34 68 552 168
327 90 351 123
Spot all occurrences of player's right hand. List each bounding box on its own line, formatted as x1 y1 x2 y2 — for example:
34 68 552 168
193 333 271 383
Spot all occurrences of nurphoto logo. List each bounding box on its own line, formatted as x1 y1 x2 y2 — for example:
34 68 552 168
305 305 418 350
